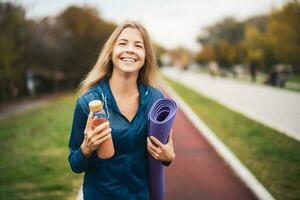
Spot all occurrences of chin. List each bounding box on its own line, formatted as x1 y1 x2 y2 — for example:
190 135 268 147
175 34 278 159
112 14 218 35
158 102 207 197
117 64 142 74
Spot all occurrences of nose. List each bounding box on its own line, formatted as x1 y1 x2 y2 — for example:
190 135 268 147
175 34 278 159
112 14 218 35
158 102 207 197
125 43 135 54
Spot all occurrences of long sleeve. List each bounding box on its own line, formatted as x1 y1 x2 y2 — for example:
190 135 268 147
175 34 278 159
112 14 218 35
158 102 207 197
68 97 91 173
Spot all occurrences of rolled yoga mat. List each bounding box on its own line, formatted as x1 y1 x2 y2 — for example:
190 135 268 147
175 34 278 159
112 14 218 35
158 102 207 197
147 97 178 200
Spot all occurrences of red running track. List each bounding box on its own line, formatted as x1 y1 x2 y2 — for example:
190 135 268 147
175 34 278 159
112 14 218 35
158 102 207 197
164 108 257 200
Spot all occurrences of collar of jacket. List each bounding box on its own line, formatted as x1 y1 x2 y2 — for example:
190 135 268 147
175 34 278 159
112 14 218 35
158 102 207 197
95 78 151 116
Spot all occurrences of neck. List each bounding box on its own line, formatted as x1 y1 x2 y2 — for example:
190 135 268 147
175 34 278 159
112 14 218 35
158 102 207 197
109 70 139 97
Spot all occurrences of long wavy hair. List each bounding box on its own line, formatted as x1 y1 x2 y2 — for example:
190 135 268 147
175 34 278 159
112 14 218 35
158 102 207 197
78 21 158 95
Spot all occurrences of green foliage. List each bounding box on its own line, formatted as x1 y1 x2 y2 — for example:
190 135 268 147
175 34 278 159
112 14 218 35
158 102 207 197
288 74 300 83
196 17 247 67
244 25 277 70
153 43 166 67
196 1 300 72
0 3 116 102
198 17 244 45
195 45 215 64
57 6 116 87
0 3 27 101
267 1 300 72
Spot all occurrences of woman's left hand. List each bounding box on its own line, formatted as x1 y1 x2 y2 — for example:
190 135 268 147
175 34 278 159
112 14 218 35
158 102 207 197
147 129 175 162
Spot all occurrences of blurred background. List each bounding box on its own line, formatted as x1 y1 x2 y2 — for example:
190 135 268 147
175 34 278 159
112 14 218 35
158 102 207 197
1 0 299 102
1 0 300 200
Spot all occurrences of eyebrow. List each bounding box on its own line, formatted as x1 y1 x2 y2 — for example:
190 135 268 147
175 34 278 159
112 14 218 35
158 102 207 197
117 38 143 44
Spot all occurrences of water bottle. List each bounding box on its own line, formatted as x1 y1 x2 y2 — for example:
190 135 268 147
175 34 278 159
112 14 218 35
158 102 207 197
88 100 115 159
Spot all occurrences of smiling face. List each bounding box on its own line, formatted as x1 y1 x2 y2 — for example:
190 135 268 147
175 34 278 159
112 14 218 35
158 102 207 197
112 27 146 75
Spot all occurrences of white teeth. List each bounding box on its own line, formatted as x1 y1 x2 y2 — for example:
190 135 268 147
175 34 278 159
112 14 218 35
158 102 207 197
121 58 135 63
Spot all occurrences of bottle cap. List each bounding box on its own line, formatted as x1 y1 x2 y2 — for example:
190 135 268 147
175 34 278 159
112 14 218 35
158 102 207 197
89 100 103 112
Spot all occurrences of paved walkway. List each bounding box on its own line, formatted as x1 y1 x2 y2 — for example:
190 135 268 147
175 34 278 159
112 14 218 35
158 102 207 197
162 67 300 141
164 108 257 200
0 93 69 120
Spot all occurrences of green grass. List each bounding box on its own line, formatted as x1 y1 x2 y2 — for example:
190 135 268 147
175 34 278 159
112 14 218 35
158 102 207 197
288 74 300 84
164 76 300 200
0 94 82 200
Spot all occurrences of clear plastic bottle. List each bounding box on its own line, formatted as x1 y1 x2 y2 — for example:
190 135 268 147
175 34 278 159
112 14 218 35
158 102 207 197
88 100 115 159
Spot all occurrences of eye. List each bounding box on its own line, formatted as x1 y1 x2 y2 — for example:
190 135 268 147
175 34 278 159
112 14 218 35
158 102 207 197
118 42 126 46
136 45 143 49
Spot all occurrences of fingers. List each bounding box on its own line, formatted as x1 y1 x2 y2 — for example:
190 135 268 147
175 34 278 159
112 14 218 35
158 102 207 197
85 121 110 142
149 136 165 150
147 138 160 159
92 121 110 135
88 125 112 146
93 132 112 146
85 112 93 131
147 130 175 162
168 129 173 144
147 137 162 154
93 127 112 141
148 144 159 159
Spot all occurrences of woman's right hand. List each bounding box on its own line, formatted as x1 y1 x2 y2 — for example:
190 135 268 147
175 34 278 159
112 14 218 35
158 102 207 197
80 112 112 158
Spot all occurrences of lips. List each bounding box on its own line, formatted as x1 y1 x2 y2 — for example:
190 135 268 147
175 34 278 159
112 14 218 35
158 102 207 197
120 57 137 63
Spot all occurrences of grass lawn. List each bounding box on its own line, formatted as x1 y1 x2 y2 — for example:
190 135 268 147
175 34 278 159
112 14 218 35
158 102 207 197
288 74 300 84
164 76 300 200
0 94 82 200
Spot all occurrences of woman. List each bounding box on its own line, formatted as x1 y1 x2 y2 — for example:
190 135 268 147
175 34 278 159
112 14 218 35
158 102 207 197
68 21 175 200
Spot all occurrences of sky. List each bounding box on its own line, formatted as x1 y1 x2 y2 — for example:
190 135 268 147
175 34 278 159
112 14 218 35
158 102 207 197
7 0 287 52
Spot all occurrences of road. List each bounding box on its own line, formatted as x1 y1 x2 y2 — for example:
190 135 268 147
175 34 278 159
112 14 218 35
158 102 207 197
162 67 300 142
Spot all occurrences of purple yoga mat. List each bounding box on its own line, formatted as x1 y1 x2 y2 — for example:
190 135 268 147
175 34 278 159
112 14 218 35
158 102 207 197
147 97 178 200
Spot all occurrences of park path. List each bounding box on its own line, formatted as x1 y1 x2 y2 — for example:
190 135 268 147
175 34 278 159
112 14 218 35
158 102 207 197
0 92 70 120
162 67 300 142
163 107 257 200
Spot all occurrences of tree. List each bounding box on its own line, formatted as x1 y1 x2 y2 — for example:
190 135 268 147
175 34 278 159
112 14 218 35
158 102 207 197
0 2 27 101
267 1 300 72
0 3 117 102
168 47 191 69
58 6 116 87
197 17 246 68
198 17 244 46
195 45 215 64
153 43 166 67
196 14 274 70
20 17 72 92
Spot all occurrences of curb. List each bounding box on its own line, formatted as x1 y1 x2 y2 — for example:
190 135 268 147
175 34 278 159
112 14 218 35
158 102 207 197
160 78 275 200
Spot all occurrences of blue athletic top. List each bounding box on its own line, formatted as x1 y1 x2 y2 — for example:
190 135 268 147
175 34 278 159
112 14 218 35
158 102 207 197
68 79 166 200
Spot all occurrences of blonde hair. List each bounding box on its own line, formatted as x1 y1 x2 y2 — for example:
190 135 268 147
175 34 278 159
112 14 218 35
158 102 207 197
78 21 158 95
